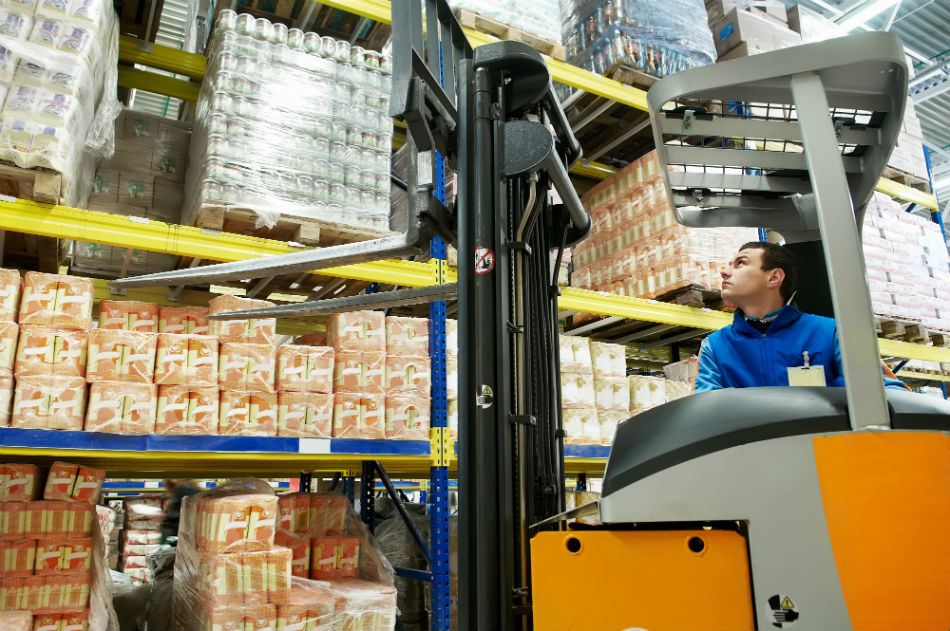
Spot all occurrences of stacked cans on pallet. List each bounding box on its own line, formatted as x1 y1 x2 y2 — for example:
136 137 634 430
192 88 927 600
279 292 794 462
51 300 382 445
183 11 393 232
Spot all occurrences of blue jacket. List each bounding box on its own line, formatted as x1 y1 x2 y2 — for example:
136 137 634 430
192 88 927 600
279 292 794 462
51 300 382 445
694 305 904 392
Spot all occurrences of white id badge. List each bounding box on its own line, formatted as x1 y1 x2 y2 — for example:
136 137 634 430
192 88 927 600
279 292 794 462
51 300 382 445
787 365 827 386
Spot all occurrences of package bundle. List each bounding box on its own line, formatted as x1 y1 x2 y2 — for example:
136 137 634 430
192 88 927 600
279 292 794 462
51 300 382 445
208 295 275 345
154 333 218 386
573 151 760 298
663 357 698 399
155 385 219 435
0 0 121 206
0 270 19 427
862 193 950 330
84 382 156 434
332 392 384 440
120 495 164 582
18 272 93 330
276 344 333 393
158 306 209 335
629 374 668 411
219 342 276 392
10 375 85 429
14 325 87 377
0 461 116 630
560 338 629 445
445 318 459 438
384 316 432 441
96 300 158 332
560 0 715 81
176 480 396 631
219 390 277 436
85 329 156 383
449 0 561 42
183 12 393 234
328 311 385 353
277 391 333 438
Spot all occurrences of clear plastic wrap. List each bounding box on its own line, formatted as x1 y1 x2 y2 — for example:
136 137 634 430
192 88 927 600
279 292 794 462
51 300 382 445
158 306 209 336
374 507 428 628
332 392 384 439
86 329 156 383
276 391 333 438
176 481 395 631
219 342 276 392
0 0 121 207
84 381 156 434
14 324 87 377
384 355 430 395
218 390 278 436
11 374 85 429
333 350 385 394
384 395 430 440
155 385 219 435
384 316 428 357
154 333 218 386
275 344 334 393
96 300 158 333
327 311 385 352
18 272 93 331
449 0 562 43
183 13 394 232
560 0 715 79
207 295 276 345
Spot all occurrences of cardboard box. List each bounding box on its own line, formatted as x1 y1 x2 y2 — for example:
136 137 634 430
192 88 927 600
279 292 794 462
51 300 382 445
86 329 157 383
155 333 218 386
208 295 275 345
18 272 93 331
327 311 385 352
85 382 157 434
384 395 430 440
11 375 86 430
219 343 276 392
118 173 154 208
385 316 428 356
706 0 787 25
0 268 21 322
156 385 219 435
332 393 384 439
277 391 333 438
333 351 385 394
219 391 278 436
98 300 159 332
384 355 431 395
711 8 802 57
276 345 334 393
786 3 848 43
158 306 209 335
14 326 88 378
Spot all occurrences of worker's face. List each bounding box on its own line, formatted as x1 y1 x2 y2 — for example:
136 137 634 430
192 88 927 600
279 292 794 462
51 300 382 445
721 248 782 304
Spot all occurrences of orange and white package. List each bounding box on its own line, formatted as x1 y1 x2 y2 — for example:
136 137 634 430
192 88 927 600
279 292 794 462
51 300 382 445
198 552 265 606
61 611 88 631
594 376 630 412
1 463 40 500
267 547 293 604
29 501 92 539
32 613 60 631
309 494 348 536
86 329 157 384
385 316 428 356
43 462 77 500
155 333 219 386
277 391 333 438
332 393 385 439
98 300 159 332
598 411 626 446
333 581 398 631
310 536 359 580
384 355 431 395
327 311 385 352
11 375 86 430
0 372 13 427
18 273 93 331
589 341 626 377
219 343 276 392
0 539 36 576
158 306 210 335
85 382 157 435
35 538 92 574
0 269 21 323
197 607 242 631
562 408 600 445
155 385 218 435
195 494 278 553
208 295 276 345
0 321 19 372
332 351 385 394
293 331 326 346
219 391 278 437
275 532 310 578
244 605 278 631
276 345 334 393
0 610 31 631
14 326 87 378
385 395 431 440
70 465 105 504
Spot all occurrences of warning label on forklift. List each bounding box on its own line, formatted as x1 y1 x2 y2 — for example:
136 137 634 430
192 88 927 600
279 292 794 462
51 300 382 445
475 247 495 274
767 594 799 627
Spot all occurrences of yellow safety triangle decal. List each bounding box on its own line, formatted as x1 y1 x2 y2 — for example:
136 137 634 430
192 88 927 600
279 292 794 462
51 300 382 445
781 597 795 610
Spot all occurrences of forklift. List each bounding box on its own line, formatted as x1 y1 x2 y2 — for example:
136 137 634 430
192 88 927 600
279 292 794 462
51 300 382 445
112 0 949 628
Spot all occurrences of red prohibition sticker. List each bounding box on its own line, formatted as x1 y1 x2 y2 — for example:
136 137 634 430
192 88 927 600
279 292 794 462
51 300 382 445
475 247 495 275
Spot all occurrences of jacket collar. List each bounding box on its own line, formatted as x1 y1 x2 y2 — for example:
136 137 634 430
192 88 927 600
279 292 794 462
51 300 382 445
732 304 803 337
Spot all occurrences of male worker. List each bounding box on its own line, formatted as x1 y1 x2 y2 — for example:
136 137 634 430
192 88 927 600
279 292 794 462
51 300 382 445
694 241 905 392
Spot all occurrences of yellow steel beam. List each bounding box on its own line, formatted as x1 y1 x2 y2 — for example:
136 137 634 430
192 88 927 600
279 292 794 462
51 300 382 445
558 287 733 330
571 160 618 180
898 370 950 383
874 177 939 210
117 66 201 102
118 36 207 80
878 338 950 363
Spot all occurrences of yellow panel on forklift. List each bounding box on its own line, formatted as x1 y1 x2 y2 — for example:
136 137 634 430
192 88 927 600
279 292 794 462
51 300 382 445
531 529 755 630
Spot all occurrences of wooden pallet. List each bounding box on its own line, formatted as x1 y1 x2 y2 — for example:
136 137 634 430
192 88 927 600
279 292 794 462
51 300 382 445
194 204 392 247
455 8 566 61
875 316 950 347
649 283 727 311
0 161 62 272
881 166 932 194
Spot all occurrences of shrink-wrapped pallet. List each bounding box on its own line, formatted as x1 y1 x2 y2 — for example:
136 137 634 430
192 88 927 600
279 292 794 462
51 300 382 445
11 375 85 430
154 333 218 386
219 342 276 392
332 393 384 439
158 306 209 335
276 345 333 393
276 391 333 438
384 316 428 357
332 351 384 394
219 391 278 436
85 329 156 383
208 295 275 345
155 385 219 435
18 273 93 331
383 355 430 395
84 382 156 434
14 326 87 377
327 311 385 352
96 300 158 332
384 395 430 440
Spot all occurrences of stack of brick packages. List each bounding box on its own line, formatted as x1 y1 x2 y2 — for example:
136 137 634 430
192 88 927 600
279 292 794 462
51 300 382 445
445 319 459 438
0 461 106 631
175 483 397 631
863 194 950 332
71 110 191 278
118 496 164 583
572 150 759 300
559 336 628 446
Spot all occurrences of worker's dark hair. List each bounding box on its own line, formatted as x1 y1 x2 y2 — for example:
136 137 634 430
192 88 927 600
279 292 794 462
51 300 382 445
738 241 798 301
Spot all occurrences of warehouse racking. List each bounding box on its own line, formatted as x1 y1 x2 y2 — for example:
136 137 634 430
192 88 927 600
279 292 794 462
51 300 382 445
0 2 948 630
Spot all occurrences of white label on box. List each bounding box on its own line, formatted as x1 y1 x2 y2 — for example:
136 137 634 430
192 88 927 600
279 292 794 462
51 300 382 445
299 438 331 454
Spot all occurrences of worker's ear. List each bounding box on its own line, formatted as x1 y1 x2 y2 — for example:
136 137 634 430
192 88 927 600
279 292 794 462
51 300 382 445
767 268 785 290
